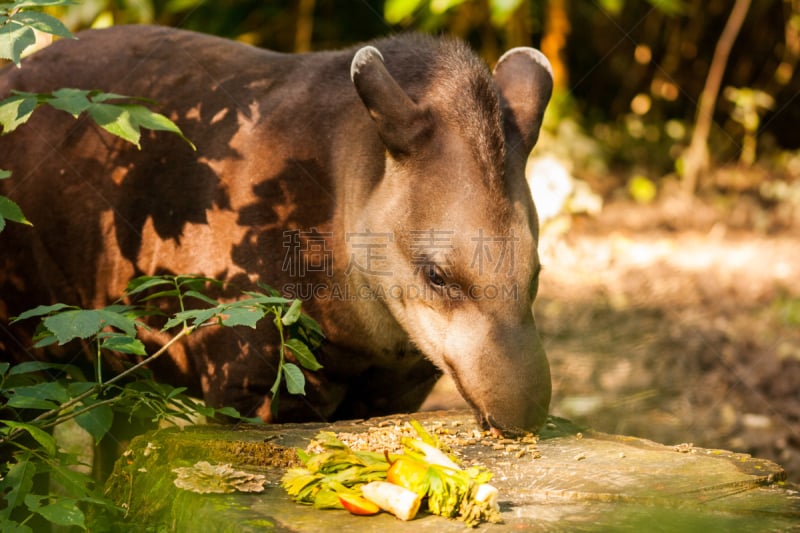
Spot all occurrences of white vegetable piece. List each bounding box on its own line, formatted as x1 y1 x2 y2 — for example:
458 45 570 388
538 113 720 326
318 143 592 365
411 440 461 470
361 481 421 521
474 483 500 511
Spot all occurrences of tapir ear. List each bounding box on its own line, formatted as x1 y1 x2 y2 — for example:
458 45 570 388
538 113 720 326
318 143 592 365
493 47 553 156
351 46 431 157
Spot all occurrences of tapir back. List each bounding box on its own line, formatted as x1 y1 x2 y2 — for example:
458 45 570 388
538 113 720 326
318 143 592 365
0 26 355 411
0 26 348 320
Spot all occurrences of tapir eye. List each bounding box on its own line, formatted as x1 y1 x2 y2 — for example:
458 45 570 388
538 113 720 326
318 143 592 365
425 264 447 288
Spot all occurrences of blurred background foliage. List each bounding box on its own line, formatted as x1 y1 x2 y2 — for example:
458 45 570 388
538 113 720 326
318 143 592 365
40 0 800 227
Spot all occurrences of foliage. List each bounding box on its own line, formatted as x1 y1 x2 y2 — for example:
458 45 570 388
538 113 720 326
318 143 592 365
0 88 195 149
27 0 799 200
0 5 325 529
1 275 324 529
0 0 74 66
0 0 193 233
384 0 525 27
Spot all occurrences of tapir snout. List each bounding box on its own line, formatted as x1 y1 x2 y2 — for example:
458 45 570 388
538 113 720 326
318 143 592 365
451 316 551 433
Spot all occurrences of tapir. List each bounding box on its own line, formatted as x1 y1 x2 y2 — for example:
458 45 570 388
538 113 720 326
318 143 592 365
0 25 552 434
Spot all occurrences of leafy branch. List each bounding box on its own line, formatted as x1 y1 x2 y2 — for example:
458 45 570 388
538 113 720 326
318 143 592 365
2 275 324 446
0 0 74 67
1 275 324 529
0 0 195 233
0 88 196 148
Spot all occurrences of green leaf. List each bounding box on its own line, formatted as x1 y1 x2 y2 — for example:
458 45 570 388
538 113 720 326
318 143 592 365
126 104 196 150
100 334 146 355
255 281 282 296
87 90 139 103
27 496 86 528
270 366 283 398
0 455 36 522
0 92 38 133
285 338 323 371
36 306 139 344
139 289 181 302
75 401 114 443
8 381 69 404
10 302 73 323
125 275 175 296
241 292 290 306
32 333 58 348
0 168 10 179
94 307 139 337
88 103 140 147
4 394 59 410
221 306 264 328
3 421 56 456
7 360 73 376
281 299 303 326
176 275 220 291
183 289 219 306
42 309 106 344
48 462 96 501
162 307 218 330
2 521 34 533
46 88 91 116
283 362 306 395
0 21 35 66
13 11 74 39
298 314 325 342
0 195 31 229
67 381 95 396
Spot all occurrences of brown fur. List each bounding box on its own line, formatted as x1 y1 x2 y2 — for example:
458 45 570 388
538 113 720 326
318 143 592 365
0 26 553 432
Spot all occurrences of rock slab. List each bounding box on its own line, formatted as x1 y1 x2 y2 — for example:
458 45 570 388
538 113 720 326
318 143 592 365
104 410 800 532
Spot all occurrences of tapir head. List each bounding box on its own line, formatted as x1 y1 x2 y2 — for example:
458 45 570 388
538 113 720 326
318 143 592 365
348 38 553 434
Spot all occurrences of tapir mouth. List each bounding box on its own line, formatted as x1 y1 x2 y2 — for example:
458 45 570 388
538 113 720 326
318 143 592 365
442 359 543 438
479 413 530 439
442 361 521 438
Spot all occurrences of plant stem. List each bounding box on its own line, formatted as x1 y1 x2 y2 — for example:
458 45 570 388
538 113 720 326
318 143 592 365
39 397 119 431
0 325 192 446
270 309 286 416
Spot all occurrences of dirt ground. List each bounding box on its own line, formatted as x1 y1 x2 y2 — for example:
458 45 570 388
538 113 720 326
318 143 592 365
423 188 800 483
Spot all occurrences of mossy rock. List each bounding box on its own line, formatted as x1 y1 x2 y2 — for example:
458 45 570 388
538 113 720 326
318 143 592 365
102 410 800 532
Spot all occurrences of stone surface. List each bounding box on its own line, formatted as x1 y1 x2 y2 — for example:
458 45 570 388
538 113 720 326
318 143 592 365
104 410 800 532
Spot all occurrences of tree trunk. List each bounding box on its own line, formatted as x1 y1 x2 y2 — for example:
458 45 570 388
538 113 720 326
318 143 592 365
294 0 315 53
682 0 752 193
541 0 570 92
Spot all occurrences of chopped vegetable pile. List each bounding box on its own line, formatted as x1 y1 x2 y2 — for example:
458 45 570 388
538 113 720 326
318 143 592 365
281 420 502 527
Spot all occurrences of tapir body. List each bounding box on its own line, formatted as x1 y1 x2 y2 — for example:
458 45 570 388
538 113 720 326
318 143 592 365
0 25 552 433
